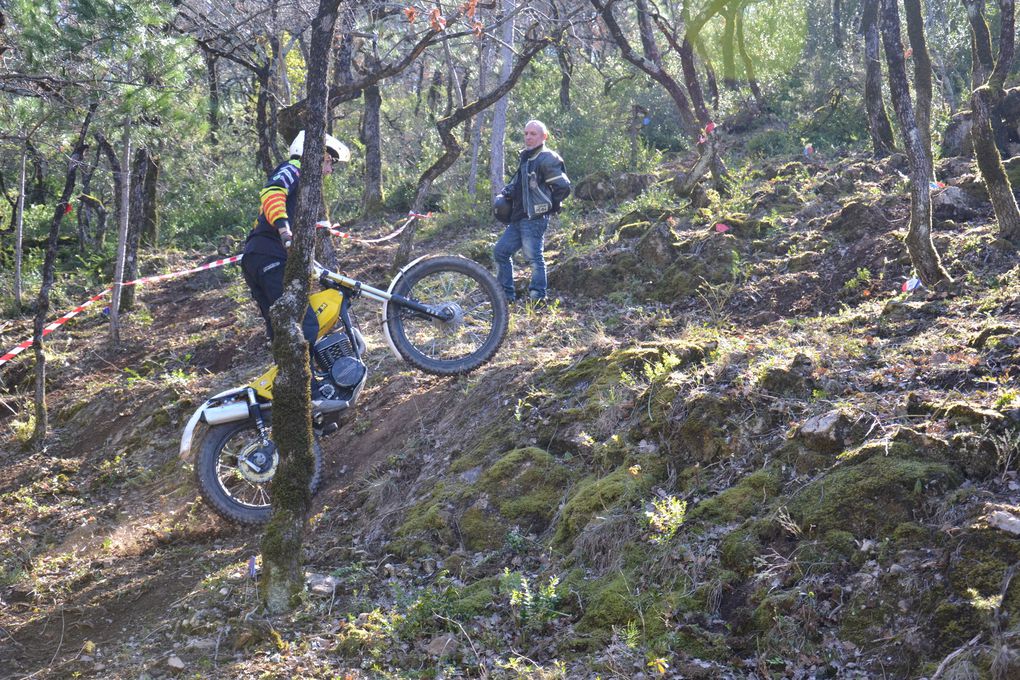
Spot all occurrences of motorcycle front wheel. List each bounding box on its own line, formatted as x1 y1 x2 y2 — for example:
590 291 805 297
386 255 509 376
194 416 322 525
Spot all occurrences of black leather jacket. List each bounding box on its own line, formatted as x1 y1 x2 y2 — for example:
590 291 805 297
501 145 571 221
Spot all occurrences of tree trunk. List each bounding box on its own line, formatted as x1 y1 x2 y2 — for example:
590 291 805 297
109 118 133 345
721 3 738 89
468 35 492 196
880 0 951 287
95 132 123 248
26 140 47 207
557 43 573 111
31 106 94 449
15 143 26 309
261 0 338 616
603 0 700 139
735 6 766 110
76 145 99 251
489 0 515 199
862 0 897 156
361 84 384 216
679 38 711 123
972 87 1020 242
903 0 933 166
139 151 159 247
121 148 159 310
204 50 221 147
962 0 995 88
969 1 1020 243
630 105 648 170
256 67 275 176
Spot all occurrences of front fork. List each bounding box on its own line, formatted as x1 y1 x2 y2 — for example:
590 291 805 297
246 387 271 447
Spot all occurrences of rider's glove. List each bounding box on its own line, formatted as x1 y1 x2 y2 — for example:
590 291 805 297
275 218 293 248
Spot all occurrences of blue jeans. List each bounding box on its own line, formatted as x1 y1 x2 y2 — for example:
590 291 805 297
493 216 549 301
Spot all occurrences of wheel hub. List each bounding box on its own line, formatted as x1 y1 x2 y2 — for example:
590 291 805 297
237 441 278 484
433 302 464 332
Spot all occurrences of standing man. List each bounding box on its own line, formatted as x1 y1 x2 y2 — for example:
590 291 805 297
493 120 571 305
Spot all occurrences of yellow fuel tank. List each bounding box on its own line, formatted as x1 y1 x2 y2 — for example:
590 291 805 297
248 289 343 400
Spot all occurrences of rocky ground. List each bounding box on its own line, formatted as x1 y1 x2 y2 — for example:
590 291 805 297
2 147 1019 679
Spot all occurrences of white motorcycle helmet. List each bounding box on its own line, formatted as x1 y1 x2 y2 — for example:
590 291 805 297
288 130 351 163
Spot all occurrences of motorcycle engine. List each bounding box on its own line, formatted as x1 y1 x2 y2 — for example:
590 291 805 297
313 331 367 400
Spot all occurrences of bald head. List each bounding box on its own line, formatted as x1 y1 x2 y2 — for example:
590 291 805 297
523 120 548 150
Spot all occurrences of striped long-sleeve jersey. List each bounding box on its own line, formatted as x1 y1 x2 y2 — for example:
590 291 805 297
243 159 302 259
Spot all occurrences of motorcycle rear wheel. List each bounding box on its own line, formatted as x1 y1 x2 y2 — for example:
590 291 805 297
386 255 508 375
195 416 322 525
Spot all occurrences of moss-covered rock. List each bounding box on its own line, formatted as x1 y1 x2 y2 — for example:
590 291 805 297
669 391 739 464
789 457 962 536
689 467 784 524
576 573 639 633
720 525 764 576
477 447 570 532
946 527 1020 622
458 506 504 551
555 460 661 546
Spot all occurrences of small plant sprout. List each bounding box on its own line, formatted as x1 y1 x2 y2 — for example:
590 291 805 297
645 495 687 543
648 657 670 675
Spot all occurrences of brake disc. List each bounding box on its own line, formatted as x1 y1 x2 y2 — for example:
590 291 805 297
236 441 279 484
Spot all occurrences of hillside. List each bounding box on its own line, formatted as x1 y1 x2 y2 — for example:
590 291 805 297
2 148 1020 679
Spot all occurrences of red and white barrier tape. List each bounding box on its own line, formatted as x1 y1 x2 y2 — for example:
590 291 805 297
316 211 430 244
0 254 243 369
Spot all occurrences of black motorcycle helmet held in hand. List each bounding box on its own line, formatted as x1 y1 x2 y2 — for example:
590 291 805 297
493 194 513 224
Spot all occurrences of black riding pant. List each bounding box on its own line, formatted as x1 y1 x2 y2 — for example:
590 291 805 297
241 252 319 345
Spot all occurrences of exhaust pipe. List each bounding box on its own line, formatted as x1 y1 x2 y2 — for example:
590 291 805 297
202 401 251 425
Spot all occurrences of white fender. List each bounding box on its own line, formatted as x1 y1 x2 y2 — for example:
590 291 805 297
178 387 252 461
380 254 432 361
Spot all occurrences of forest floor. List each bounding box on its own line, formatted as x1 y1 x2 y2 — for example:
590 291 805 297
2 147 1020 679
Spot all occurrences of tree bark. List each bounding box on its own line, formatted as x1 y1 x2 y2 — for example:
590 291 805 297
880 0 951 286
109 115 133 346
679 37 711 123
255 67 275 176
121 148 159 309
261 0 338 616
557 43 573 110
31 106 95 449
203 49 220 146
721 3 738 89
862 0 897 156
75 145 98 251
15 143 26 308
903 0 933 166
972 87 1020 242
735 4 765 110
489 0 515 199
468 34 492 196
361 84 384 215
95 132 123 246
969 0 1020 243
26 140 47 207
962 0 995 88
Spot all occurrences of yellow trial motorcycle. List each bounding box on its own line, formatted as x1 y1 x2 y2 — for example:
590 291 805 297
179 255 508 524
